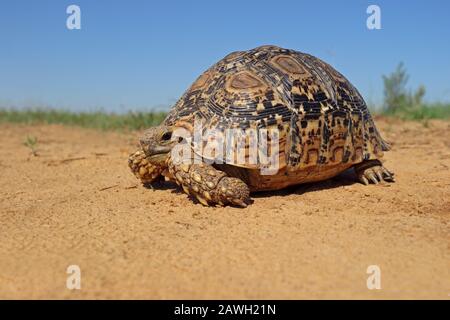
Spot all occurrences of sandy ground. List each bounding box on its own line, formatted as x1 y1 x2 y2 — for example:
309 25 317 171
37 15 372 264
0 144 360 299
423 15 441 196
0 118 449 299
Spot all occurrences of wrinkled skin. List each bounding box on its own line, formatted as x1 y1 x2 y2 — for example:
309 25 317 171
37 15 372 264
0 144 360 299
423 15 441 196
128 125 251 207
128 126 176 185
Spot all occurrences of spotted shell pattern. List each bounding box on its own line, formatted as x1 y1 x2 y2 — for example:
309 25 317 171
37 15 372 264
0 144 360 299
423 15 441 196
164 45 390 170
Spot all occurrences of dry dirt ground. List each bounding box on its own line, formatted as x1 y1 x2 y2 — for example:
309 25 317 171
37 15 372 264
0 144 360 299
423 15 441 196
0 118 449 299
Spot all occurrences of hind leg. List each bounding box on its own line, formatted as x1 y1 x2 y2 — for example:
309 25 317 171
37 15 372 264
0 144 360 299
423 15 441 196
354 159 395 185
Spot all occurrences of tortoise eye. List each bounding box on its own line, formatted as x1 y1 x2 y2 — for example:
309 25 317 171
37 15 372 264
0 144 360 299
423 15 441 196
161 131 172 141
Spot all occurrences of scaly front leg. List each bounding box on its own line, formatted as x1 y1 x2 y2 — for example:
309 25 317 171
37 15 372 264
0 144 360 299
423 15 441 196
168 159 250 207
128 150 164 185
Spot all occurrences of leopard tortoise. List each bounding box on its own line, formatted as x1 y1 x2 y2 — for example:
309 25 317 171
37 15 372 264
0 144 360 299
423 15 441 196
129 45 394 207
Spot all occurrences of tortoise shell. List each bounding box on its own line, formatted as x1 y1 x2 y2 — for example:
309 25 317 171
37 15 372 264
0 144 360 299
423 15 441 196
163 45 389 189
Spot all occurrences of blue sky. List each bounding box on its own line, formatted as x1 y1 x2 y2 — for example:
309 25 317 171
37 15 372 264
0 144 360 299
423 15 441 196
0 0 449 112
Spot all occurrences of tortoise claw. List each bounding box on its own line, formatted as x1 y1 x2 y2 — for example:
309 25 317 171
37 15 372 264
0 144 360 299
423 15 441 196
231 199 248 208
355 160 395 186
381 167 395 182
360 175 369 186
368 172 379 184
195 195 209 206
375 171 383 182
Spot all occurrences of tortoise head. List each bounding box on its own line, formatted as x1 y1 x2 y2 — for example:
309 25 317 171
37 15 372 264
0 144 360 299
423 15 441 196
139 125 178 168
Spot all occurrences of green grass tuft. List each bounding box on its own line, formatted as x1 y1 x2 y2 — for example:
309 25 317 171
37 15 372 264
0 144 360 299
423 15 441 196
0 108 167 131
379 103 450 120
379 62 450 120
23 135 39 156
